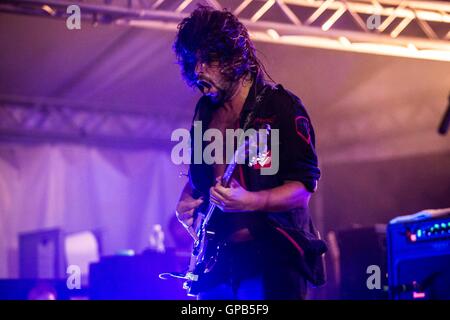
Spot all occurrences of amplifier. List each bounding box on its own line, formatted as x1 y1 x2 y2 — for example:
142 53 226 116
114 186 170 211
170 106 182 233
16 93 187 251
387 208 450 300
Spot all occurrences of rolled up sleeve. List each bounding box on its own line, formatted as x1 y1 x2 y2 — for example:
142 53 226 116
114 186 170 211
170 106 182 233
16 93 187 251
277 94 321 193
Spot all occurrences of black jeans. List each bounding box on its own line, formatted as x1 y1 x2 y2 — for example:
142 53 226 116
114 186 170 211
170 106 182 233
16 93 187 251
197 240 307 300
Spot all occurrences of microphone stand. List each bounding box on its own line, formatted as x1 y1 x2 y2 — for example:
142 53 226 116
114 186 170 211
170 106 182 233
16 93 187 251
438 93 450 135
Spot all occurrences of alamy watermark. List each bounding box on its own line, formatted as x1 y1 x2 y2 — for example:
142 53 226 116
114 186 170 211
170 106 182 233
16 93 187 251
171 121 280 175
66 265 81 290
366 264 382 290
366 8 382 31
66 5 81 30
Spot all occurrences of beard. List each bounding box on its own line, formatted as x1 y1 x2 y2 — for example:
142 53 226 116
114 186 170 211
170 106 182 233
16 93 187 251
208 80 239 105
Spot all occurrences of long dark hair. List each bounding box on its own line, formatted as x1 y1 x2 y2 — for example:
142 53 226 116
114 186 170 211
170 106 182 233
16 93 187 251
173 5 271 87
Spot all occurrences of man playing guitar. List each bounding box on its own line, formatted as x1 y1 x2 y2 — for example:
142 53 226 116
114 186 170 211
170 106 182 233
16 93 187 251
173 6 325 300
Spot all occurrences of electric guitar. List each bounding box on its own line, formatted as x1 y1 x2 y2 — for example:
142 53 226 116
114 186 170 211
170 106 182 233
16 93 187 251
159 131 254 296
182 135 250 296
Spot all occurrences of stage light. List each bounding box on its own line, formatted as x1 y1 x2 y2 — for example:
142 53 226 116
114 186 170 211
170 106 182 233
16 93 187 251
117 249 135 256
413 291 426 299
41 5 56 16
407 43 417 51
338 36 351 46
267 29 280 40
27 282 57 300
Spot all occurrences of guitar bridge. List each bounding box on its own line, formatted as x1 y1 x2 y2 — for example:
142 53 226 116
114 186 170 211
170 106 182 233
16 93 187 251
185 272 199 281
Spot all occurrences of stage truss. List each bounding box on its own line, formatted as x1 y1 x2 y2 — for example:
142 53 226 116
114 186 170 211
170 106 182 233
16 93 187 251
0 0 449 62
0 95 188 148
0 0 448 148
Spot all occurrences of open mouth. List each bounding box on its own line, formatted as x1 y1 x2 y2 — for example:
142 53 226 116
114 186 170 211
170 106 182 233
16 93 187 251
196 79 212 93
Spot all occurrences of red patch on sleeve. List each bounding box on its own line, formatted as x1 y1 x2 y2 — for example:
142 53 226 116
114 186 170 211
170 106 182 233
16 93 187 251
295 116 311 145
252 150 272 169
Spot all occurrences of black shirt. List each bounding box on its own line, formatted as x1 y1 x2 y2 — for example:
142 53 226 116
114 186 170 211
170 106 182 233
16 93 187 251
189 73 321 238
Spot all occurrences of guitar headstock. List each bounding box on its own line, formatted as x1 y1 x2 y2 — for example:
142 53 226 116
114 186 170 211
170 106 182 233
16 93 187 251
222 127 272 186
234 128 270 165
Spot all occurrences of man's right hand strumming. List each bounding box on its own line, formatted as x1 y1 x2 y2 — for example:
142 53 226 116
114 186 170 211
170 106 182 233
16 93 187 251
176 183 203 240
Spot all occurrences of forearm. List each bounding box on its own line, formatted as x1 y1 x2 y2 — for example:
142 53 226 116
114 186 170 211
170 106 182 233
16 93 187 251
252 181 311 212
179 182 194 202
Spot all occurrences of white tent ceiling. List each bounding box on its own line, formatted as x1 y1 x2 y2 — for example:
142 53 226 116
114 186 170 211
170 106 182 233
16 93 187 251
0 11 449 162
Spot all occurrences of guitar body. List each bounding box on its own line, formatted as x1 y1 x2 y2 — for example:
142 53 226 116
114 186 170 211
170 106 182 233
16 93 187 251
185 218 223 296
182 113 265 296
183 180 232 296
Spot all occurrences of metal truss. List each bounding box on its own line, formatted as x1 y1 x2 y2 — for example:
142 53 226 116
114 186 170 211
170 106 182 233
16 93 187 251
0 95 189 148
1 0 449 61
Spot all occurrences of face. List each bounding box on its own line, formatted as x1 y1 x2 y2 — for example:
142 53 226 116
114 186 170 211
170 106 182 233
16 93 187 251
194 61 236 104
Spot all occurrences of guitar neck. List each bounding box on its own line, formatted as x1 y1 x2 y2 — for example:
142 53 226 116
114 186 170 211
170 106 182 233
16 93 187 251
221 158 237 188
201 155 238 226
